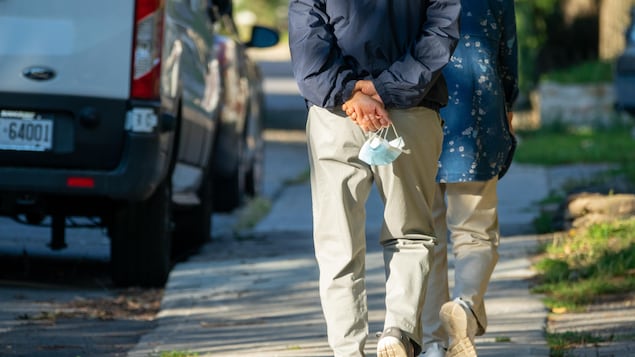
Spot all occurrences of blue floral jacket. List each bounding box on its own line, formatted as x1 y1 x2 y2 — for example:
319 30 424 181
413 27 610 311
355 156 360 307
437 0 519 182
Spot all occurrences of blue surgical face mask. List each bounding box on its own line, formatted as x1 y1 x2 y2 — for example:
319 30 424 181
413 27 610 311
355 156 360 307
358 125 409 166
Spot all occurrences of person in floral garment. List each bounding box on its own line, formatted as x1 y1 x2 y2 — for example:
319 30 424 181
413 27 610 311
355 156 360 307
421 1 519 356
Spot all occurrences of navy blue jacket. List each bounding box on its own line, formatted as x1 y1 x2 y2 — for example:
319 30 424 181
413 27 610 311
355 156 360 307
288 0 461 110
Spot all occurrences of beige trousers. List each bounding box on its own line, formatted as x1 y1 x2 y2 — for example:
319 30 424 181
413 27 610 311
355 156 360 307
422 178 500 349
307 105 443 357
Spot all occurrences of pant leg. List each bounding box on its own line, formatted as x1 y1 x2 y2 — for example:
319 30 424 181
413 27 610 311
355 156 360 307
446 178 500 335
373 107 443 352
307 106 374 357
421 183 451 349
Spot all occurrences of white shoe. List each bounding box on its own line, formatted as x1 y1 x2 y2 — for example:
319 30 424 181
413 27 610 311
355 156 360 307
377 327 415 357
439 298 478 357
422 342 446 357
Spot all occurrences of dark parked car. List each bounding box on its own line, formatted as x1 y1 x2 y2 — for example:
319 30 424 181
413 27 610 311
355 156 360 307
615 6 635 115
0 0 278 286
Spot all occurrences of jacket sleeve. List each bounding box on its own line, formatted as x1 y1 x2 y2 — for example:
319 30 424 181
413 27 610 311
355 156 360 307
373 0 461 108
499 0 519 110
288 0 357 108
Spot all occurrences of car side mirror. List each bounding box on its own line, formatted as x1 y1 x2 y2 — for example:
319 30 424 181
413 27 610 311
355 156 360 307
246 26 280 48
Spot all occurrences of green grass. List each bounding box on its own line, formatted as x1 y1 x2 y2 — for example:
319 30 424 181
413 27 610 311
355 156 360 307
540 60 614 84
532 191 567 233
521 121 635 355
518 121 635 233
546 331 635 357
514 122 635 166
283 168 310 186
158 351 199 357
494 336 512 343
546 331 609 357
233 196 272 234
531 218 635 311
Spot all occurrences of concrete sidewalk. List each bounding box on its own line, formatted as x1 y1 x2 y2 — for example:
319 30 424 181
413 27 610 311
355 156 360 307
126 126 614 357
126 46 621 356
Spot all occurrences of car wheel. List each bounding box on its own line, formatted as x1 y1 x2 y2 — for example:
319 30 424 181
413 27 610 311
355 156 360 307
110 179 172 287
213 135 246 212
245 128 264 198
172 171 213 256
214 166 244 212
244 97 265 198
25 212 46 225
245 151 263 198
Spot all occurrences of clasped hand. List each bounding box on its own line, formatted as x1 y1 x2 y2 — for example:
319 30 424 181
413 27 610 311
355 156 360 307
342 80 392 132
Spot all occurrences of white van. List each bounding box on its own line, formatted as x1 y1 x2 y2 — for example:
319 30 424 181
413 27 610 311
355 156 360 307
0 0 278 286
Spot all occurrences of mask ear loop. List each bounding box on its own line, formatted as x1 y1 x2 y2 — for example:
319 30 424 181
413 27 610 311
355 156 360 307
380 126 389 140
388 124 410 154
390 124 399 139
367 127 385 140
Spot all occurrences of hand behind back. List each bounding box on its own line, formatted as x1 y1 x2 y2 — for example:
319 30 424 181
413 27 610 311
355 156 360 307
342 80 391 132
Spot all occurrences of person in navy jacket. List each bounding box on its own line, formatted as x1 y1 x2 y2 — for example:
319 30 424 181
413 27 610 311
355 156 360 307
288 1 460 356
421 1 519 356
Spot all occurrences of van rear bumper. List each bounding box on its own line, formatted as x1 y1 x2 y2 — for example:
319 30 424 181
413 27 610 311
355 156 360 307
0 130 171 203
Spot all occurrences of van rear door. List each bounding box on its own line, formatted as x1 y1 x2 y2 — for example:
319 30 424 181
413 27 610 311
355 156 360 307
0 0 134 99
0 0 138 171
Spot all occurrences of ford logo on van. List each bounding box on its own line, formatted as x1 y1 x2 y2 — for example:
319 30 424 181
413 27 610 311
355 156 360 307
22 66 56 81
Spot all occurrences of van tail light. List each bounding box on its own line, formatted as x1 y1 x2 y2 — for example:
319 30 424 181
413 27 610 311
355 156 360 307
131 0 164 100
67 177 95 189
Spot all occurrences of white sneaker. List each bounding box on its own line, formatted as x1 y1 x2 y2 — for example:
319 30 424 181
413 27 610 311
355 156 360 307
422 342 446 357
377 327 415 357
439 298 478 357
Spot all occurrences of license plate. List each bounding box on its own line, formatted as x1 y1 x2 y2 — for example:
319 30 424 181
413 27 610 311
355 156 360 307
0 114 54 152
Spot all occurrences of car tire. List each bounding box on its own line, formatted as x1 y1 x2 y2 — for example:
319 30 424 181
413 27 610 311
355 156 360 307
25 212 46 225
172 172 213 256
213 134 245 212
245 132 264 198
245 152 263 198
245 102 265 198
110 179 172 287
213 167 243 212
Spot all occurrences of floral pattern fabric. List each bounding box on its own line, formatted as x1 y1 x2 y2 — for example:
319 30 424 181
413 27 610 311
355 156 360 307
437 0 519 183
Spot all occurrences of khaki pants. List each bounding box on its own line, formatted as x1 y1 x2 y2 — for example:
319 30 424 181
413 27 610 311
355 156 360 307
307 105 443 356
422 178 500 349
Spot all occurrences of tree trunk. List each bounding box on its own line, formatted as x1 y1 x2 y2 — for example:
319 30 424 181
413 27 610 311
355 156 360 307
599 0 635 60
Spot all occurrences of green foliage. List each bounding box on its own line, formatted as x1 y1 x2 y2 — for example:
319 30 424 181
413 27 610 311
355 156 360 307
540 60 614 84
234 0 288 29
514 0 608 92
514 0 560 92
533 210 557 234
534 258 570 283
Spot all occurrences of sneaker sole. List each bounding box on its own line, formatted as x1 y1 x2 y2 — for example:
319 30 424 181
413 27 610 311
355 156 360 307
377 335 409 357
440 301 477 357
445 337 476 357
